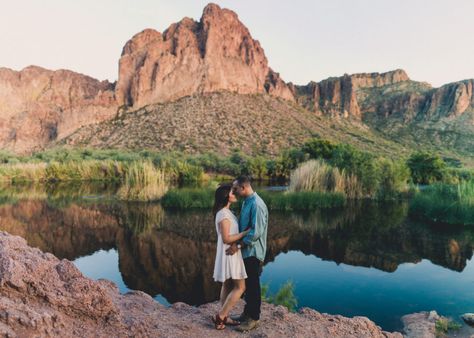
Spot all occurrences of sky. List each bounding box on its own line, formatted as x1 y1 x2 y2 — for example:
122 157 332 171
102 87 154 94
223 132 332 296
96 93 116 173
1 0 473 87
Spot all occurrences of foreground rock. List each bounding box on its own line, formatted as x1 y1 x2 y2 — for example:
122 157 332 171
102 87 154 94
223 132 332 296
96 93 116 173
402 311 440 338
0 231 402 337
462 313 474 326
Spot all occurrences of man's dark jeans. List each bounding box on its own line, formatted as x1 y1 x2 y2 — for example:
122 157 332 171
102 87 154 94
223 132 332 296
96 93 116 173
243 256 262 320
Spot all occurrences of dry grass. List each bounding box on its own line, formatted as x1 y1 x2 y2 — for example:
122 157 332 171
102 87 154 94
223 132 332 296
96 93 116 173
117 161 169 201
288 160 363 199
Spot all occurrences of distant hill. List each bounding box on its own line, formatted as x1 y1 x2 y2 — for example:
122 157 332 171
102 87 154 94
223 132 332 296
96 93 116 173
0 3 473 165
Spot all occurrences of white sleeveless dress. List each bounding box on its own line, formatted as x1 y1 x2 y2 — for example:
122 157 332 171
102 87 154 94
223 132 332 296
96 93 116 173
213 208 247 282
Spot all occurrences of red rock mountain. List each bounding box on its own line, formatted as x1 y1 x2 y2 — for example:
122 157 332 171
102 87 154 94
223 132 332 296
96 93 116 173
115 3 294 108
0 66 116 153
0 3 473 155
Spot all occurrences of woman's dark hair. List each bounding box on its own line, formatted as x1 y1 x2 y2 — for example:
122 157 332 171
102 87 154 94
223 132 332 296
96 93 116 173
213 184 232 217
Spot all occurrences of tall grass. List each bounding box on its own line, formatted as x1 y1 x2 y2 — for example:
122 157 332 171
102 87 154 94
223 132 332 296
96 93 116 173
288 160 362 199
161 188 344 210
117 161 168 202
0 163 48 182
161 188 215 209
0 161 125 183
409 180 474 225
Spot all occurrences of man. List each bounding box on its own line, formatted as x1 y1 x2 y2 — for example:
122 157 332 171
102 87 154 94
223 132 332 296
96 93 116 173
226 175 268 332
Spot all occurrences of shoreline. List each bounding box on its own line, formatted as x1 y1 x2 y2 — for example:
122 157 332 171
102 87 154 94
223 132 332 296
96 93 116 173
1 230 467 337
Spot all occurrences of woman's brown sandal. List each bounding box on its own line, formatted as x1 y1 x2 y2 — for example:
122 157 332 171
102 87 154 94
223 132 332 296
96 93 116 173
212 314 226 330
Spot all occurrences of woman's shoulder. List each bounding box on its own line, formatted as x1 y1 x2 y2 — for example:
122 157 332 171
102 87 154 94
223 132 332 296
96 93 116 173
215 208 234 221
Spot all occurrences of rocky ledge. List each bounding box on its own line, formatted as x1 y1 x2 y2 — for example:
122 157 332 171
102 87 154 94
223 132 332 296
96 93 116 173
0 231 456 337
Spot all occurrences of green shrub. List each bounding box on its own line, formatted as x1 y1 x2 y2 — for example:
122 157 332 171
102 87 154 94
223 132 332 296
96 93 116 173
435 317 462 334
302 138 337 160
261 281 298 312
407 152 446 184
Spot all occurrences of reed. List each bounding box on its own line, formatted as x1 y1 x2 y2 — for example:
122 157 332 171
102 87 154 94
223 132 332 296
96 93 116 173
409 180 474 225
0 161 126 182
117 161 169 202
288 160 362 199
0 162 47 182
161 188 344 210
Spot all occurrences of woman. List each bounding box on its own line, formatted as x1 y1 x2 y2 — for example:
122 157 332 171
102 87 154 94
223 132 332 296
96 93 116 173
211 184 249 330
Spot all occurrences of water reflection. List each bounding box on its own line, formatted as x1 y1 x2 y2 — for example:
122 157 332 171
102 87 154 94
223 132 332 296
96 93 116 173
0 197 472 308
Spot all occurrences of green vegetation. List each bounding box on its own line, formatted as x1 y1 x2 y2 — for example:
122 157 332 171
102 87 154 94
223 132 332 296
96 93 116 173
161 188 215 209
117 161 168 201
261 281 298 312
0 160 125 183
1 137 472 203
161 188 345 210
410 180 474 225
435 317 462 335
407 152 446 184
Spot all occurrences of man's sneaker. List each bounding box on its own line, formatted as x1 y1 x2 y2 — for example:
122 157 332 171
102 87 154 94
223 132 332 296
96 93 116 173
236 318 259 332
230 313 249 323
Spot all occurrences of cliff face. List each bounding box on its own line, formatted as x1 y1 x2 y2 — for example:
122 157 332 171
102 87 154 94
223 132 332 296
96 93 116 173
0 66 116 154
115 3 294 108
294 69 411 118
422 79 474 120
296 69 474 125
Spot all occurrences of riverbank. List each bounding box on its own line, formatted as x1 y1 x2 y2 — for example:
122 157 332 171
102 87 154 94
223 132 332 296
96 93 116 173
0 231 421 337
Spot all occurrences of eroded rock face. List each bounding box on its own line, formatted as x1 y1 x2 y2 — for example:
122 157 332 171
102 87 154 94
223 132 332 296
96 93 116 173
0 231 403 337
423 80 474 120
115 3 294 108
0 66 117 154
295 70 410 118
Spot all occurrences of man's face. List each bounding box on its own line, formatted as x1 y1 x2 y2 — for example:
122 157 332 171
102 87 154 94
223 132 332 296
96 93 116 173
232 181 245 198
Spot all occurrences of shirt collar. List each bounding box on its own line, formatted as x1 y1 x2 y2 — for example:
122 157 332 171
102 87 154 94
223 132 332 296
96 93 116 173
245 192 256 202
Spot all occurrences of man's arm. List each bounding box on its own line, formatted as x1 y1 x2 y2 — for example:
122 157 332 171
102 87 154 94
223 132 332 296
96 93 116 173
242 204 267 244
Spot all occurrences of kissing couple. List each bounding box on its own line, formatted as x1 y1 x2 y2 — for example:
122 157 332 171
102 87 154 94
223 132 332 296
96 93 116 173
211 176 268 332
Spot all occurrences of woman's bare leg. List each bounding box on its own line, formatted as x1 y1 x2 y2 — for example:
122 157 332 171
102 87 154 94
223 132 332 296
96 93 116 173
218 279 246 319
220 279 233 306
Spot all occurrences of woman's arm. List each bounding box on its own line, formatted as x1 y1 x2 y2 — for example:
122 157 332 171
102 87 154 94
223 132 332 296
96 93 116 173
219 219 249 245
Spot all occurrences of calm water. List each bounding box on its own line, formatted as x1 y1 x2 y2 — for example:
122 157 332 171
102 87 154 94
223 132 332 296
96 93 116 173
0 183 473 332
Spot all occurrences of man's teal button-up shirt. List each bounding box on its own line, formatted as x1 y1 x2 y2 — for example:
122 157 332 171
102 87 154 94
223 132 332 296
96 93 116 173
238 192 268 261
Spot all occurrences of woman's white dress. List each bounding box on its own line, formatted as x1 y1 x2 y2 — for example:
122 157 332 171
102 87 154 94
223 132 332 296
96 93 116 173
213 208 247 282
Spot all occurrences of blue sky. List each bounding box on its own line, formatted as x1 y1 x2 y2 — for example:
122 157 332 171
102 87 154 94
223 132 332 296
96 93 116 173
1 0 473 87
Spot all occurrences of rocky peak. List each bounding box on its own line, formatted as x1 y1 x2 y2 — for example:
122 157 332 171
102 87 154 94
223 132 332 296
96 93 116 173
115 3 294 108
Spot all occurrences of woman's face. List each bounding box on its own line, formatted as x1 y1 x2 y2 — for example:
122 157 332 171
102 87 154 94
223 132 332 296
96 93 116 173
228 189 238 204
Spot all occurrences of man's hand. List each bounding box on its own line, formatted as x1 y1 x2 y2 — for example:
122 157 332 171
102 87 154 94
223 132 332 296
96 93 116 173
226 243 238 255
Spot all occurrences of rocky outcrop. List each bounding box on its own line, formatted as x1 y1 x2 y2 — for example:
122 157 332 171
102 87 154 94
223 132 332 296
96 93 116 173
422 80 474 120
0 231 404 337
0 66 117 154
115 3 294 108
401 311 440 338
294 70 410 118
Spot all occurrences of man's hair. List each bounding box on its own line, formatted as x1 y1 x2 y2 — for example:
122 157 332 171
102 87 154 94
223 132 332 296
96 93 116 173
235 175 252 187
